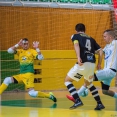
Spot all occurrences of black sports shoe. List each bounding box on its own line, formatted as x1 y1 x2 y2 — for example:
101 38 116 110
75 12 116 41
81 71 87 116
94 104 105 110
69 99 83 110
49 92 57 102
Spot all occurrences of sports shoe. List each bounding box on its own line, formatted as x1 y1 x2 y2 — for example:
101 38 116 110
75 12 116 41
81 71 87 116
66 95 75 103
94 104 105 110
49 92 57 102
69 98 83 109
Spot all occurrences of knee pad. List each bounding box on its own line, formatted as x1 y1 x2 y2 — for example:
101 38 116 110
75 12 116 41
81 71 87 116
28 90 38 98
3 77 13 86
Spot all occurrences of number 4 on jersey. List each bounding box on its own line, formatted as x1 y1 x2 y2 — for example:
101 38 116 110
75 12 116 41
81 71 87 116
85 39 91 51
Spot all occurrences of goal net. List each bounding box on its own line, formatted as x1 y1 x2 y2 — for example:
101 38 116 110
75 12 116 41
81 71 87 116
0 4 116 101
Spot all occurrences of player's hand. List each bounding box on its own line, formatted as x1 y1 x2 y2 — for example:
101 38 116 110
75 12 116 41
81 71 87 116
33 41 39 49
78 57 83 66
18 39 23 46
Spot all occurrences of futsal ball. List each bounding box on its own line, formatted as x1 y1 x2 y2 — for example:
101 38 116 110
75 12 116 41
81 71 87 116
81 89 89 97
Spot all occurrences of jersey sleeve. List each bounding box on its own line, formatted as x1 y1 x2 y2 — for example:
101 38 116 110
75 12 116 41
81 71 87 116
71 34 79 44
32 49 38 59
94 40 101 51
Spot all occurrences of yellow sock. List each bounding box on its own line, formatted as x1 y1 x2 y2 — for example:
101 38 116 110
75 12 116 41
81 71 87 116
0 83 8 95
37 91 50 98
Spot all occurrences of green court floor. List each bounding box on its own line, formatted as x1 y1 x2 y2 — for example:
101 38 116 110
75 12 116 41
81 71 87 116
0 90 117 117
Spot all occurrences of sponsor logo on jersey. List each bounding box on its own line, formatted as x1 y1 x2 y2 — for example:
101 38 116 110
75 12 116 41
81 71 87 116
105 49 112 59
22 56 27 60
87 55 93 61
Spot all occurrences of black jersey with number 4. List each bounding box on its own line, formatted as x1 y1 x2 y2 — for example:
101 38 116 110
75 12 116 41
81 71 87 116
71 33 101 63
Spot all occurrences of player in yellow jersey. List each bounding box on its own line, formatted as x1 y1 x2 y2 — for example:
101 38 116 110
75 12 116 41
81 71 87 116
0 38 57 102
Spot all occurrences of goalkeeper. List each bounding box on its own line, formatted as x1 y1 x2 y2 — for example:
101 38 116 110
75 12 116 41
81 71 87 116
0 38 57 102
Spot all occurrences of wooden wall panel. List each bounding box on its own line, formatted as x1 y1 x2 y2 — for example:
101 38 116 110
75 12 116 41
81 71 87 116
0 6 113 50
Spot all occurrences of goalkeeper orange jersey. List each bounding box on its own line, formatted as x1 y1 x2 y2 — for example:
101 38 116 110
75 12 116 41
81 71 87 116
15 48 38 74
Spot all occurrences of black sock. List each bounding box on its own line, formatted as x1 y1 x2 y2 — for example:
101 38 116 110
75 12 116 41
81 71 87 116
66 83 80 100
88 84 102 105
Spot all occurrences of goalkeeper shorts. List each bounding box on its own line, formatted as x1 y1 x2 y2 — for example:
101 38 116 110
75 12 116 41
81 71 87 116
13 73 34 89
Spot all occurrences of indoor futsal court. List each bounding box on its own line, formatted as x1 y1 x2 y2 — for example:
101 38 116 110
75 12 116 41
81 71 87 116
0 1 117 117
0 88 117 117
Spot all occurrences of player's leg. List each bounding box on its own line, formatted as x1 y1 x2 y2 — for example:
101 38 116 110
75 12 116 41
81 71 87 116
67 63 105 110
24 73 57 102
66 63 91 103
64 64 83 109
66 80 105 110
84 63 105 110
0 74 24 95
28 88 57 102
101 81 117 98
0 77 14 94
64 76 83 109
95 68 117 98
94 68 116 82
87 83 105 110
66 80 88 102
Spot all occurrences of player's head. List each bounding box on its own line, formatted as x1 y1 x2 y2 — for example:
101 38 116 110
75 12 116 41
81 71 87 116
103 29 115 44
75 23 86 33
22 38 29 50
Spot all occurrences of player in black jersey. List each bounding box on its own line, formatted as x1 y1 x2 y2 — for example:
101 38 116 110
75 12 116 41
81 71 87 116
64 23 105 110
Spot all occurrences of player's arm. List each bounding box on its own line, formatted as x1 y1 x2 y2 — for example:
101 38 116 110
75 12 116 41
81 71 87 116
33 41 44 60
7 39 22 54
71 34 83 66
74 40 83 66
93 39 103 70
95 48 103 70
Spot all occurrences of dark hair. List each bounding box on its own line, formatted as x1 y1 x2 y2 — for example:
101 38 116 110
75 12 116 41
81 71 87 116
103 29 115 38
22 38 28 41
75 23 86 32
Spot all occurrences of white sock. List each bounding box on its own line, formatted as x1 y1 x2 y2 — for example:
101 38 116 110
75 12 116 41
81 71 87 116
113 93 117 98
64 81 71 86
77 86 87 96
